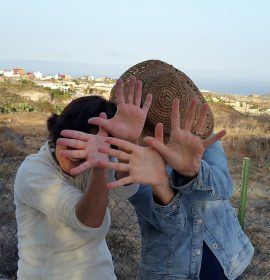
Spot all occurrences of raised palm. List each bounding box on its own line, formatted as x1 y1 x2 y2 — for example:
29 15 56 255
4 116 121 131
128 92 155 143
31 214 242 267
96 124 168 189
88 77 152 143
57 113 110 176
144 98 226 177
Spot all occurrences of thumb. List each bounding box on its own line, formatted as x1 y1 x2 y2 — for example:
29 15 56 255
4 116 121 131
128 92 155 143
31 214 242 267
154 123 164 143
88 115 110 132
98 113 108 137
143 136 167 157
203 129 226 149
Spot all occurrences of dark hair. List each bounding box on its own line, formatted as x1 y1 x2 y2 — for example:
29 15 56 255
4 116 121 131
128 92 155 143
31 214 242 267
47 95 117 143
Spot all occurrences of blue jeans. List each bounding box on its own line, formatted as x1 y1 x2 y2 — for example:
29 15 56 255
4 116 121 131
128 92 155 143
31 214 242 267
200 242 241 280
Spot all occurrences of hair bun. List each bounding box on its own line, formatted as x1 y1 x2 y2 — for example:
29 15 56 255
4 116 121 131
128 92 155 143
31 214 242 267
47 113 62 135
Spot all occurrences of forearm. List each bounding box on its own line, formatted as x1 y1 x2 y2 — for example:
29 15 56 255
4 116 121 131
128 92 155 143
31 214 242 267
75 168 108 228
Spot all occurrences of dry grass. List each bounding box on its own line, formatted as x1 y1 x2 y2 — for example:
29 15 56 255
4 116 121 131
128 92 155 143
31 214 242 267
0 139 24 157
1 102 270 280
0 112 48 155
210 103 270 160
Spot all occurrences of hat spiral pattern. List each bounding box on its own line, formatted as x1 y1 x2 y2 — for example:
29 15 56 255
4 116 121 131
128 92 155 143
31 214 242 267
110 60 214 142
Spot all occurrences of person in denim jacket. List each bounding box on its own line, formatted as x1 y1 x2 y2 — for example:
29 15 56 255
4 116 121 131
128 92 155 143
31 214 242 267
96 60 254 280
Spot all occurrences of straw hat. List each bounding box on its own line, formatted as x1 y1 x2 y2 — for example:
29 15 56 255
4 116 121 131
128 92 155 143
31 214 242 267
110 59 214 143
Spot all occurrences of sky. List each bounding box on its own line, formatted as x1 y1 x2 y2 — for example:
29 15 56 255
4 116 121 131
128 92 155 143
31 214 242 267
0 0 269 95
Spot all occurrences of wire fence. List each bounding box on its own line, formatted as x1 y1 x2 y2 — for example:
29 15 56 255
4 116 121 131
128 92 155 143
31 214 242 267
0 156 269 280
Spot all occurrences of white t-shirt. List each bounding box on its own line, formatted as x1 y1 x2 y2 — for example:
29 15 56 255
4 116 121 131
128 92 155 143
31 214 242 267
14 142 138 280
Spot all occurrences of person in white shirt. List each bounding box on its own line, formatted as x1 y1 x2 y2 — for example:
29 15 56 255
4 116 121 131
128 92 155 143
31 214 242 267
14 77 152 280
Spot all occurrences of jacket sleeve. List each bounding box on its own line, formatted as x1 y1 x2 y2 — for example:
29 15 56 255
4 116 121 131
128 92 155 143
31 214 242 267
170 140 234 200
128 185 186 233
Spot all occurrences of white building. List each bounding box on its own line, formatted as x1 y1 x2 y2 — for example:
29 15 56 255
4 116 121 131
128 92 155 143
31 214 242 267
95 77 107 82
34 71 43 79
93 82 114 88
3 70 14 77
35 81 70 92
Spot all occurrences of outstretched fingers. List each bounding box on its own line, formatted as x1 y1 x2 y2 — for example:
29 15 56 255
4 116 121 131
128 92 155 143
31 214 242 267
154 122 164 143
97 112 108 137
115 79 125 104
60 149 87 159
88 116 109 131
127 76 136 104
98 146 130 162
142 94 152 114
203 130 226 149
57 138 86 150
105 137 134 153
192 103 209 134
183 99 198 131
96 159 129 172
106 176 133 189
60 130 89 142
134 79 142 106
143 135 167 158
171 98 180 130
70 160 96 176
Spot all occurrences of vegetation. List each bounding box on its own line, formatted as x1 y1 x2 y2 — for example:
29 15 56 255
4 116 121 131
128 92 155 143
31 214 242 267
1 78 42 92
49 88 72 100
0 80 269 280
1 78 270 160
0 79 71 114
0 103 35 113
210 102 270 160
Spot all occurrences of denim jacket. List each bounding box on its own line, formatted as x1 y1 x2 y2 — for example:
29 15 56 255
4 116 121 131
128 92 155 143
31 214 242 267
129 141 254 280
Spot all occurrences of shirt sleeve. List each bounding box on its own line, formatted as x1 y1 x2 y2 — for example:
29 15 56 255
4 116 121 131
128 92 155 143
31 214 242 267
14 158 109 233
170 140 234 200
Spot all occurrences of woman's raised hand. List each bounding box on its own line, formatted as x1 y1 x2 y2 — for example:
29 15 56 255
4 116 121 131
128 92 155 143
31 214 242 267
144 98 226 177
96 123 169 190
57 113 110 176
88 77 152 143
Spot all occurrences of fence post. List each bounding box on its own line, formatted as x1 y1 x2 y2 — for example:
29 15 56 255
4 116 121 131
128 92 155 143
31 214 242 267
238 157 251 229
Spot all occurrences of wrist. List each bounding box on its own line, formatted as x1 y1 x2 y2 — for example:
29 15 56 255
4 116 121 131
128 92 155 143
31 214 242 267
176 170 198 178
175 162 201 178
151 180 175 205
91 167 108 180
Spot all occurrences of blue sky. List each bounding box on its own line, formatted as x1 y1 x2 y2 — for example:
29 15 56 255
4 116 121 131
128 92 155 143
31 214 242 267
0 0 269 94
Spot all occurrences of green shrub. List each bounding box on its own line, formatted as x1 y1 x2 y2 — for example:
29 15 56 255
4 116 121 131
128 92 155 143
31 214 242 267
0 103 35 113
50 89 71 99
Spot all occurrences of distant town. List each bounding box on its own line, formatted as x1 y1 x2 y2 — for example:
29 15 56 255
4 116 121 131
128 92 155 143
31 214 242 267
0 67 115 100
1 67 270 115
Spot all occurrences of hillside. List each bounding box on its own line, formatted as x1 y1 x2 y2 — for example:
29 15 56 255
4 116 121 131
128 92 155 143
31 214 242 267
1 77 270 159
0 81 269 280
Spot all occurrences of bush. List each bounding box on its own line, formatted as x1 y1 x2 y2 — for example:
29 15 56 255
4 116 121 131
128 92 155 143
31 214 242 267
0 103 35 113
50 89 71 100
